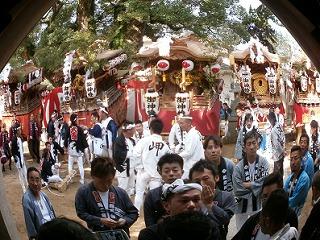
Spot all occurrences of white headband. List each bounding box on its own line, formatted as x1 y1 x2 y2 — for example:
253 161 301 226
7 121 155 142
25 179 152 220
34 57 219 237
180 115 192 120
122 123 135 130
161 179 202 201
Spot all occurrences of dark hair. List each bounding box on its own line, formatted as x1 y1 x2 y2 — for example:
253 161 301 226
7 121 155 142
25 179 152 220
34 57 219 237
42 148 50 160
300 133 310 146
290 145 302 154
48 134 55 140
135 120 143 125
157 153 184 171
37 217 97 240
45 141 51 146
203 135 222 149
268 111 277 124
243 130 259 145
149 119 163 134
312 171 320 191
91 111 99 119
27 167 40 179
163 211 214 240
189 160 218 180
310 120 319 129
262 172 283 190
243 113 253 126
91 157 116 178
261 189 289 227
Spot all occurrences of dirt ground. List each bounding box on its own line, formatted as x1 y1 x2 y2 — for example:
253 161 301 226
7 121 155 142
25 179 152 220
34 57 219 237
1 142 312 240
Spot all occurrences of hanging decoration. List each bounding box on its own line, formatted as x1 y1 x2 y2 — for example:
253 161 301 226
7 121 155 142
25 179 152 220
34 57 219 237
157 59 169 82
175 92 190 115
144 89 160 114
85 78 97 99
158 36 172 57
62 82 72 102
63 50 75 83
28 68 42 87
315 72 320 93
238 65 252 94
182 60 194 71
0 63 11 83
14 90 21 105
22 83 29 92
265 67 277 94
211 63 221 74
300 71 308 92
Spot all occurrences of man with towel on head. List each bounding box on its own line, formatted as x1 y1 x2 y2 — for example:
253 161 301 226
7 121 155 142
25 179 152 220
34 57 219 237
99 106 118 158
178 115 204 179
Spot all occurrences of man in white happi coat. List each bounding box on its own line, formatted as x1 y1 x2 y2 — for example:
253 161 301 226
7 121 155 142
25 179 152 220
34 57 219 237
132 118 170 211
133 120 150 143
142 110 157 134
178 115 204 179
11 125 28 192
168 115 186 153
99 107 118 158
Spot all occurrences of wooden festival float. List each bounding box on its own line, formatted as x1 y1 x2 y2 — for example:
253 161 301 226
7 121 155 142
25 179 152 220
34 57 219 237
42 45 127 128
121 34 228 135
0 61 44 137
229 38 283 129
289 59 320 135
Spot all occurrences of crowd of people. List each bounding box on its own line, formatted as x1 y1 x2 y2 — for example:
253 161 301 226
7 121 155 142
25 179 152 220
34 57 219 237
1 105 320 240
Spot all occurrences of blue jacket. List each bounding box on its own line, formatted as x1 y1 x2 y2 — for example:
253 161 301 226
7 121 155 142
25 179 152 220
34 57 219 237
75 182 138 235
284 170 310 216
22 189 55 238
301 151 314 184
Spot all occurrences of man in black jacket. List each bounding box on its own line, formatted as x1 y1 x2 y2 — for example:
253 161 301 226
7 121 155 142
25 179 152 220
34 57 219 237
64 113 88 184
143 153 184 227
232 173 298 240
300 171 320 240
113 121 136 195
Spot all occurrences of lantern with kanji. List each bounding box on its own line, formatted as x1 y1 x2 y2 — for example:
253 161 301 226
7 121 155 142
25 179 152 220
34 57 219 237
62 82 72 102
144 90 160 114
265 67 277 95
238 65 252 94
157 59 169 82
300 72 308 92
85 78 97 99
316 74 320 93
14 90 21 105
175 92 190 115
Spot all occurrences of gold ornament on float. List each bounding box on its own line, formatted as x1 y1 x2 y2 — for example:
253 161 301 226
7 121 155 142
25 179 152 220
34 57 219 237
252 73 268 95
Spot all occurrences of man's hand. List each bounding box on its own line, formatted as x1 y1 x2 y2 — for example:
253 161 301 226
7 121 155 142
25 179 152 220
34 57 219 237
100 218 118 228
243 182 252 189
116 218 126 227
201 185 214 208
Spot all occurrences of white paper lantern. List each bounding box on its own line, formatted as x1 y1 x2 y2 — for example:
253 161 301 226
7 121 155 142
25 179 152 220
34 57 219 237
265 67 277 95
157 59 169 72
316 75 320 94
85 78 97 99
62 82 72 102
14 90 21 105
145 91 160 114
175 92 190 115
239 65 252 94
63 51 75 83
182 60 194 71
300 74 308 92
211 63 221 74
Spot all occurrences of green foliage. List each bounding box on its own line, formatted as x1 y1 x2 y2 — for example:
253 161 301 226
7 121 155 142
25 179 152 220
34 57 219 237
8 0 282 80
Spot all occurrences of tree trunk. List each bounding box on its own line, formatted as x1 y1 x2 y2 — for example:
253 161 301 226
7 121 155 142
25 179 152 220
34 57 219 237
76 0 95 32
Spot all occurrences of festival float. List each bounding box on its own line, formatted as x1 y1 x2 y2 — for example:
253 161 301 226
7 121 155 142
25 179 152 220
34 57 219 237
0 61 44 137
289 58 320 137
122 34 228 135
229 38 284 128
42 44 128 127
